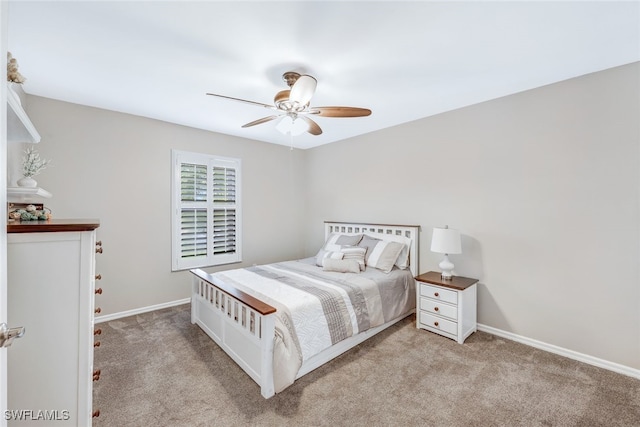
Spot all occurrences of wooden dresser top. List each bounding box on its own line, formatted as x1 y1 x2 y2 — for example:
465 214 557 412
7 219 100 233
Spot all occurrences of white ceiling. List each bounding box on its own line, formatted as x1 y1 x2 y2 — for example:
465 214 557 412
7 1 640 150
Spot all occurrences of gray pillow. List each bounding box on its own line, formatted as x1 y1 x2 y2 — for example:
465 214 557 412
322 258 361 273
357 234 381 263
333 234 363 246
367 241 404 273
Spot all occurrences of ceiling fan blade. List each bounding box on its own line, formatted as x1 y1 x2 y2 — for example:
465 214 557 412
309 106 372 118
289 75 317 106
241 115 280 128
206 93 276 110
300 116 322 135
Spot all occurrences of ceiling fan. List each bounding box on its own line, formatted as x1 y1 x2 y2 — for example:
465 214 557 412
206 71 372 136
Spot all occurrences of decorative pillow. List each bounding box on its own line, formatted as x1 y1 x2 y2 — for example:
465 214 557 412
364 232 411 270
366 240 405 273
357 235 381 264
340 246 366 271
321 233 363 252
322 258 361 273
315 250 344 267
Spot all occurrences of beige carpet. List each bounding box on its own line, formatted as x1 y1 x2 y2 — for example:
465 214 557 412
93 305 640 426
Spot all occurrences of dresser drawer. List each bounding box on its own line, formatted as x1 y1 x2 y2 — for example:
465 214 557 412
419 312 457 336
419 283 457 305
420 297 457 320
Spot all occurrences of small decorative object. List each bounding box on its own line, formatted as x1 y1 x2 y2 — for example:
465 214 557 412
7 52 26 84
18 146 51 187
7 204 52 222
430 225 462 280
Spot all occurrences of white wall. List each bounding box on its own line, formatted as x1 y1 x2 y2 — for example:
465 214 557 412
20 99 307 316
16 62 639 372
303 63 640 370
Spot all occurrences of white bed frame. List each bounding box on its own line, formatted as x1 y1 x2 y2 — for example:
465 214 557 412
190 221 420 398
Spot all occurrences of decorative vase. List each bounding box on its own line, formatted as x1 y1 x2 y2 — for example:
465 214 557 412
17 176 37 188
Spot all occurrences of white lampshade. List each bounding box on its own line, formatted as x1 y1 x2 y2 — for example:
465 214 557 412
289 74 317 106
431 226 462 280
431 226 462 254
276 115 308 136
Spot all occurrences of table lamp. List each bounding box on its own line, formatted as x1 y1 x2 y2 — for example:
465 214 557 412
430 225 462 280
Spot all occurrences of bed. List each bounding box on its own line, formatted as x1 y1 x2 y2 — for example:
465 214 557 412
190 221 420 398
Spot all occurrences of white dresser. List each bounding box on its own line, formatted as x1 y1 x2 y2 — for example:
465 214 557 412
7 219 101 426
415 271 478 344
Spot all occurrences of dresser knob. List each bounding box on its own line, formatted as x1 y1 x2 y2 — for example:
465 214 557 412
92 410 100 418
95 274 102 280
434 292 439 297
94 328 102 336
434 307 439 312
95 247 103 254
94 341 101 348
434 321 439 327
95 288 103 295
94 307 101 314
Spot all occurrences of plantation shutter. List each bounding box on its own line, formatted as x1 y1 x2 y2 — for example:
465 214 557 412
180 163 208 260
212 165 237 257
172 151 241 271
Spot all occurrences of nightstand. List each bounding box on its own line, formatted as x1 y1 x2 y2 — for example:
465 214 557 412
415 271 478 344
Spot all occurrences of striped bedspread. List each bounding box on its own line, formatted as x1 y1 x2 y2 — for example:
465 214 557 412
213 258 415 392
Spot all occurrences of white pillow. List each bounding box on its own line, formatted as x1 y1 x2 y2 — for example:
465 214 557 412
340 246 366 271
315 250 344 267
364 232 411 270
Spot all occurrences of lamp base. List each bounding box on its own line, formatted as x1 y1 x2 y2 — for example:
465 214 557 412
438 255 454 280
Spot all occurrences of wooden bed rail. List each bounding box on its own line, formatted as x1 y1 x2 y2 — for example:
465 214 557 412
190 269 276 315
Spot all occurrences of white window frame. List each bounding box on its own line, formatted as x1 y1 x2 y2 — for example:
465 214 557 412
171 149 242 271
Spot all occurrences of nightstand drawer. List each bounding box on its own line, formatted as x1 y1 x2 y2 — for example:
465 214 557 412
419 283 457 305
419 312 457 336
420 297 457 320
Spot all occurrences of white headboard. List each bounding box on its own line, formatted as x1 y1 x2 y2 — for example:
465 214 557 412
324 221 421 277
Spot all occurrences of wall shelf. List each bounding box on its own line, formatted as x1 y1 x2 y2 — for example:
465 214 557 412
7 186 52 203
7 82 41 144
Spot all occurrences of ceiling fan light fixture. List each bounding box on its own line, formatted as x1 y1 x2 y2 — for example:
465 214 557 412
276 115 308 136
289 75 317 106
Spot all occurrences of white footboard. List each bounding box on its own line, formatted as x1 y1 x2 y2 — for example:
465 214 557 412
190 269 277 398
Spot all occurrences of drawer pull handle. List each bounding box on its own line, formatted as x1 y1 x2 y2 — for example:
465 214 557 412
434 307 439 312
434 321 439 327
95 307 101 314
95 288 103 295
434 292 439 297
95 247 103 254
95 274 102 280
94 341 101 348
94 328 102 336
92 410 100 418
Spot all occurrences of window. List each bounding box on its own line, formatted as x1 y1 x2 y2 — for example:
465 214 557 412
171 150 241 271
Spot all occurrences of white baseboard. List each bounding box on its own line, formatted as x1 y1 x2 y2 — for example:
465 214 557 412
95 298 191 323
477 323 640 380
